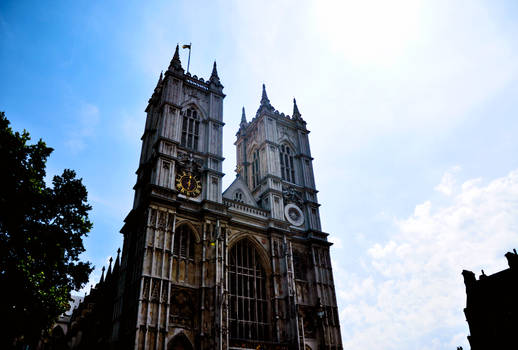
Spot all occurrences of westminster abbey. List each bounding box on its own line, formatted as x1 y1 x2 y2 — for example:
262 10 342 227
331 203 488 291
63 46 342 350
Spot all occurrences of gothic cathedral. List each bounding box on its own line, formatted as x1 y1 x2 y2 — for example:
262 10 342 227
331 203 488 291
107 46 342 350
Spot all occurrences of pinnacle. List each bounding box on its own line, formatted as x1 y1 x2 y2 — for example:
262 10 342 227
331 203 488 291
241 106 247 125
261 84 270 105
210 60 221 86
168 44 183 71
256 83 274 116
173 44 180 61
107 256 113 276
155 71 163 91
293 98 301 119
114 248 121 270
100 266 105 284
211 61 219 78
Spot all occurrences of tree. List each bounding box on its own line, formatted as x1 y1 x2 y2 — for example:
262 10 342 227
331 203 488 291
0 111 93 348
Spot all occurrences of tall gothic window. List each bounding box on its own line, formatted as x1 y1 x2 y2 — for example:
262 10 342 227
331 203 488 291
229 239 270 341
280 144 295 183
173 224 195 260
252 149 260 188
293 250 307 280
181 108 200 151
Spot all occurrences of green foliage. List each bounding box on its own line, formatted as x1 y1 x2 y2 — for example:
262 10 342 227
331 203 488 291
0 111 93 347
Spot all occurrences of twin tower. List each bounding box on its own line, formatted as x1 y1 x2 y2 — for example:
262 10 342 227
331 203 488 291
112 46 342 350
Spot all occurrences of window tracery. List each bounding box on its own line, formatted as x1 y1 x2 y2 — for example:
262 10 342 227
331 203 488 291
229 239 270 341
280 144 295 183
180 108 200 151
293 250 308 280
252 149 260 188
234 190 244 202
173 224 195 260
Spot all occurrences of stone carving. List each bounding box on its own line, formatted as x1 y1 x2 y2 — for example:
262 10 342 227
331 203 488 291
170 289 195 327
142 277 150 299
282 186 303 206
151 280 160 301
177 151 203 172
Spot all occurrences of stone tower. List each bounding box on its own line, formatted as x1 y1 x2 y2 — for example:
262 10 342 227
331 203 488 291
113 47 342 350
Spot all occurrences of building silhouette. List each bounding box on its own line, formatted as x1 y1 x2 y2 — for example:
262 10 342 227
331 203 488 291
65 46 342 350
462 249 518 349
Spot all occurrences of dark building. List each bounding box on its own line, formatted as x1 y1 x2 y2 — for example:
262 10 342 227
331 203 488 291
462 249 518 349
65 250 121 349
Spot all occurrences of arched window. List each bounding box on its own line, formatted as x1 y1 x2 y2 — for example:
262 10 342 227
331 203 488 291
180 108 200 151
293 250 307 280
234 190 244 202
252 149 260 188
229 239 270 341
173 224 195 260
280 144 295 183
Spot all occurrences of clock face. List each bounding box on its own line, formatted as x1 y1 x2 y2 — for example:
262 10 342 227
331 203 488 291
284 203 304 226
175 171 202 197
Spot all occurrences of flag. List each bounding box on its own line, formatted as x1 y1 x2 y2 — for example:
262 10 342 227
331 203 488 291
182 44 191 49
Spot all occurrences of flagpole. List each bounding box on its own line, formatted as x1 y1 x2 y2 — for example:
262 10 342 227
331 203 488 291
187 42 191 74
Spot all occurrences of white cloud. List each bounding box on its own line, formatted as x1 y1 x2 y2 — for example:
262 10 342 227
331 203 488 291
313 0 423 66
338 169 518 349
435 166 461 196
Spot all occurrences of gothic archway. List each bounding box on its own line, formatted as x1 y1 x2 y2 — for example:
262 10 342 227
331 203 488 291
167 333 193 350
228 238 271 341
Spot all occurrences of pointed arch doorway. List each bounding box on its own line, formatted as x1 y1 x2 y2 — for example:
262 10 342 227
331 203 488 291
167 333 193 350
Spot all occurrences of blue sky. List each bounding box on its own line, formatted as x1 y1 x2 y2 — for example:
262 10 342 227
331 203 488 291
2 1 518 349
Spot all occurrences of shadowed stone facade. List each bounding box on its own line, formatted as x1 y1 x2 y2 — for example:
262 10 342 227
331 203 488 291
68 46 342 350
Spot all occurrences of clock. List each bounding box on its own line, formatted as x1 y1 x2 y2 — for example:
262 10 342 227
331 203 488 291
175 170 202 197
284 203 304 226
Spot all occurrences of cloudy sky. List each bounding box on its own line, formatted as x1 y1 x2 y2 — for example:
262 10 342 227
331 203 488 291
2 1 518 349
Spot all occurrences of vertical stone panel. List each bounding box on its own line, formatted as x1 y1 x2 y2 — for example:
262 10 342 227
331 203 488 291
144 249 152 275
151 303 158 325
172 258 178 282
146 227 154 247
147 331 156 350
164 252 171 277
165 228 172 250
154 251 163 277
179 260 186 282
138 329 145 350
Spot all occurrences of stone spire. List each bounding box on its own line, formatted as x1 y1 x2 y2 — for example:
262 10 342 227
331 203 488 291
209 61 223 89
154 71 163 93
99 266 105 284
113 248 121 273
292 97 306 124
292 98 301 119
168 44 183 71
210 61 219 81
256 83 275 116
106 256 113 277
240 107 247 125
260 84 271 106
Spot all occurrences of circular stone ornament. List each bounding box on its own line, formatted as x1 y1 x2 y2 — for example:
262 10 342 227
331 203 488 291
284 203 304 226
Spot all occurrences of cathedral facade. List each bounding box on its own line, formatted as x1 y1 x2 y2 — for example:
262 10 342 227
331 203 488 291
106 46 342 350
